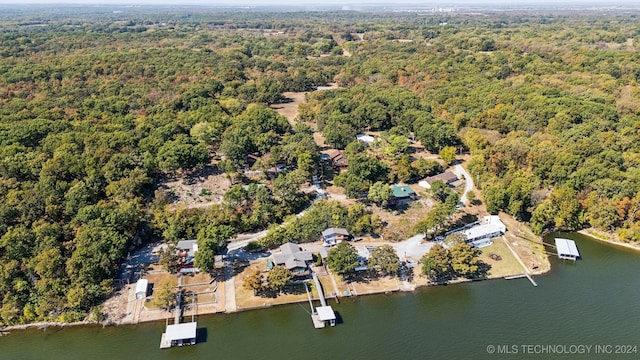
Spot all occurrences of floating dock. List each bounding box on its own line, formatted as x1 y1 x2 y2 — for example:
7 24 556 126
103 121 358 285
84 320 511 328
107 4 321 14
555 238 580 261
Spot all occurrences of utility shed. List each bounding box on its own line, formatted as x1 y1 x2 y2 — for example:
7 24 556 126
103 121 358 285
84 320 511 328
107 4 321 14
555 238 580 261
135 279 148 299
161 322 197 348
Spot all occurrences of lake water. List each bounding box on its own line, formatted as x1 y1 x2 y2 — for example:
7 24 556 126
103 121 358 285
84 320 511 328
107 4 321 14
2 233 639 360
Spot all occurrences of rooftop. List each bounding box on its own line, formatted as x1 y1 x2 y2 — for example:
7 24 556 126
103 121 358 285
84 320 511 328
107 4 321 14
316 306 336 321
177 240 198 253
273 242 313 270
322 227 350 237
164 322 197 342
424 171 459 184
391 185 416 198
356 134 375 143
555 238 580 258
459 215 506 242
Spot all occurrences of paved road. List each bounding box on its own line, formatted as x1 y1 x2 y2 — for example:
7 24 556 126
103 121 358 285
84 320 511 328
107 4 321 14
223 266 237 312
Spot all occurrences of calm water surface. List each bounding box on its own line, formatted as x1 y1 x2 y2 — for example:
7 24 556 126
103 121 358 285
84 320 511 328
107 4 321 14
2 233 639 360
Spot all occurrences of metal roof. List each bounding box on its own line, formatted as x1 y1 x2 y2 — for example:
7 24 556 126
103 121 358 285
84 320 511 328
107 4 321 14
177 240 198 253
316 306 336 321
424 171 459 184
391 185 415 198
460 216 506 242
135 279 148 295
321 228 350 237
164 322 197 341
555 238 580 258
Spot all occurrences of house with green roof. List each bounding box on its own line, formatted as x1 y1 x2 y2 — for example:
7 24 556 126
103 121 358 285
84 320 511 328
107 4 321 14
389 185 417 207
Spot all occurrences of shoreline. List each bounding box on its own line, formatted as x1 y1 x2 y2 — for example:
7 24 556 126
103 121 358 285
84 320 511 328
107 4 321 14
1 265 552 333
577 229 640 251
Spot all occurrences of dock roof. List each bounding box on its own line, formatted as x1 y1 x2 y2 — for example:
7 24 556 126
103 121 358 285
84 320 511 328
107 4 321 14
165 322 197 342
316 306 336 321
555 238 580 258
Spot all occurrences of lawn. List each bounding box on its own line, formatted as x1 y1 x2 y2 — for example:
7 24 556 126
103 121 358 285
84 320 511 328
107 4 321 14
479 239 525 278
234 259 310 309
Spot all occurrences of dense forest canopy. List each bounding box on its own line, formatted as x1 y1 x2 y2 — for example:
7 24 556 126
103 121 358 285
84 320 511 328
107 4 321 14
1 7 640 324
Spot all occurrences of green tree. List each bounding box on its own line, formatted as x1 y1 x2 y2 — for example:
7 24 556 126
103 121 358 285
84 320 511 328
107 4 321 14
151 278 177 311
413 158 443 178
420 244 452 282
368 245 400 277
324 121 356 149
396 155 414 183
439 146 457 165
326 242 359 277
158 244 180 273
449 242 487 278
267 265 293 291
195 224 237 273
368 181 392 207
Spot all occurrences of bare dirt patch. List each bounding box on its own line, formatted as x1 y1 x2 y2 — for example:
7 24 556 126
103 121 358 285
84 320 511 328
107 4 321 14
270 91 307 126
349 274 401 295
158 165 231 209
375 201 429 242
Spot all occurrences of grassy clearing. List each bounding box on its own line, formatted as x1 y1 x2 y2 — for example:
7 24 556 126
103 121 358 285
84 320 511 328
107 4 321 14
479 240 526 278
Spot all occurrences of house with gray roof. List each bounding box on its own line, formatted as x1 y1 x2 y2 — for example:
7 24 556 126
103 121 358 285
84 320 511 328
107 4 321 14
272 242 313 272
321 227 351 247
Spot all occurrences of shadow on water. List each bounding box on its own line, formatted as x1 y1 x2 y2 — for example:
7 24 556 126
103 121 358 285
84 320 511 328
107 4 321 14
196 328 207 343
334 311 344 325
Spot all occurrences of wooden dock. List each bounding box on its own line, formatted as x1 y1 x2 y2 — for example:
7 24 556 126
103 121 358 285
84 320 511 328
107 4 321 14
504 273 537 287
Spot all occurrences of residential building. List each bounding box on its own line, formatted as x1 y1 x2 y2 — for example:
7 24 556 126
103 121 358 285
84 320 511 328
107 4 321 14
272 242 313 273
389 185 417 207
419 171 459 189
321 227 351 246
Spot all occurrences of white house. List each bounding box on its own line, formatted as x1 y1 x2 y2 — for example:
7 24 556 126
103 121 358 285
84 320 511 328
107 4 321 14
445 215 506 248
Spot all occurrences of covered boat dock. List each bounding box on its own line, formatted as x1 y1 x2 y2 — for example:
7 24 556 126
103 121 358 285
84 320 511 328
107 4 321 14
160 322 197 349
555 238 580 261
